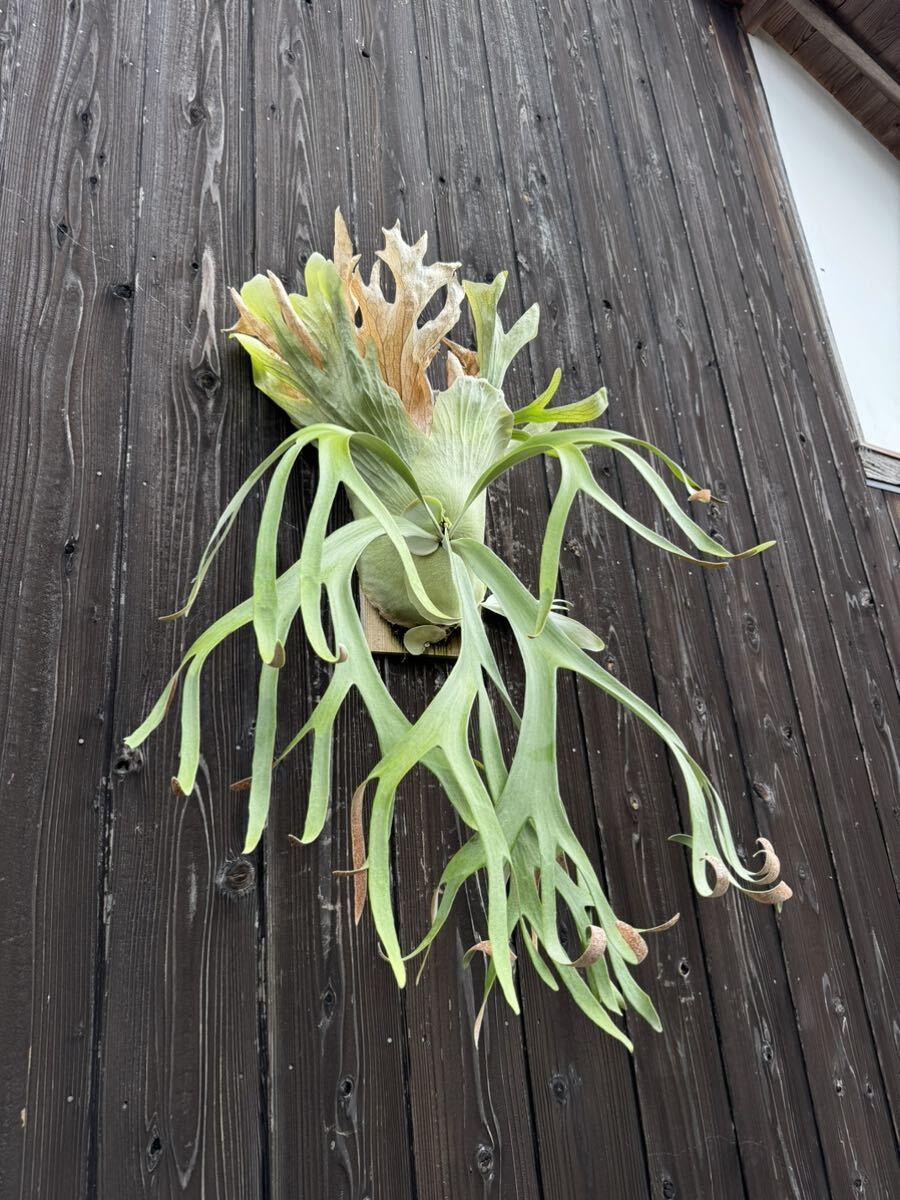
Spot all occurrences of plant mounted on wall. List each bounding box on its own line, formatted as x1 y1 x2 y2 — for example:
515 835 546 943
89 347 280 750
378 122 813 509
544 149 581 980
127 213 790 1048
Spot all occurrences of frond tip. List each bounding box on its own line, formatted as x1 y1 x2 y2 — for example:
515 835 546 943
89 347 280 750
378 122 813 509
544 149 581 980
128 213 789 1047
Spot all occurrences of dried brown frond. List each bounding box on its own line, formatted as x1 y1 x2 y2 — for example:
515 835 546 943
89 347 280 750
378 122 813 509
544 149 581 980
266 271 323 368
569 924 608 969
225 287 277 347
333 207 361 323
349 222 463 429
615 920 649 964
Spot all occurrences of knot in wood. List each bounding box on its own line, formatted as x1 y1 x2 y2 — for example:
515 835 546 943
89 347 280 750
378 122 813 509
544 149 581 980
191 363 221 396
146 1123 163 1172
216 856 255 898
475 1143 495 1178
112 745 143 777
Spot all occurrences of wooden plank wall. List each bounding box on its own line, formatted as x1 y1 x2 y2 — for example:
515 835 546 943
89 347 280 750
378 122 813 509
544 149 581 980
0 0 897 1196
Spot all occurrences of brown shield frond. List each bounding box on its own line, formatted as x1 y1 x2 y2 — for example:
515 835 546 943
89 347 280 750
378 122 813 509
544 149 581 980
349 222 464 429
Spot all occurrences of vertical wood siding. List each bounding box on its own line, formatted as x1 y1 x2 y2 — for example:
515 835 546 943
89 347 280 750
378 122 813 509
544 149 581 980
0 0 896 1196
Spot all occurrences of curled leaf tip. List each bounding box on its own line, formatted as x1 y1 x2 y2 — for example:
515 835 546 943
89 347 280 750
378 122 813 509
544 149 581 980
336 643 349 663
170 776 184 797
463 940 516 969
704 855 731 899
568 924 608 969
748 880 793 905
158 606 187 623
464 939 493 966
753 836 781 886
441 336 479 377
615 920 649 964
688 487 712 503
640 912 681 936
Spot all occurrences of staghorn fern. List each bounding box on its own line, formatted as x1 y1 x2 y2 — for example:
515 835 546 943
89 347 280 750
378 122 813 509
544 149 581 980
127 213 790 1049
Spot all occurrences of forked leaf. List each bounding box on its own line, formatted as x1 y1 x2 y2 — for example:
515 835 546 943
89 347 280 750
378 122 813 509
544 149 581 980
512 368 561 420
349 223 464 430
463 272 539 389
516 385 608 427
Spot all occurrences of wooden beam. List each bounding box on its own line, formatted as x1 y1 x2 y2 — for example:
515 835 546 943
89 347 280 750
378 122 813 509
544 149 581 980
858 441 900 490
748 0 900 107
740 0 784 35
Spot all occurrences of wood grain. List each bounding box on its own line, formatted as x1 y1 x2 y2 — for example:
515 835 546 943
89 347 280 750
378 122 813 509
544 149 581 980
444 1 760 1195
525 0 833 1193
0 0 145 1192
250 3 424 1196
340 2 545 1194
97 0 263 1193
630 0 900 1188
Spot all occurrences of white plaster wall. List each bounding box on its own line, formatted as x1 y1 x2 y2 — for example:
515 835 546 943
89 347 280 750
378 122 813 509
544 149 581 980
752 34 900 452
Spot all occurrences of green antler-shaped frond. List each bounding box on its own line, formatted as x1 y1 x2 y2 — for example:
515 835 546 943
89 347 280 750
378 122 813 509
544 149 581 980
127 213 789 1046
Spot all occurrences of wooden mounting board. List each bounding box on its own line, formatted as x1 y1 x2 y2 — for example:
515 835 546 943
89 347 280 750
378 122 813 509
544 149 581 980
359 594 460 657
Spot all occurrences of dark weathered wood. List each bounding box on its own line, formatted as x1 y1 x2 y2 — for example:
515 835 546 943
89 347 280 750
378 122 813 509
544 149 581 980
716 0 900 971
627 0 900 1185
449 2 768 1196
0 0 145 1193
884 489 900 548
528 2 834 1195
732 23 900 667
340 2 546 1194
250 4 421 1197
376 3 657 1194
97 0 263 1194
2 0 899 1195
859 445 900 490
